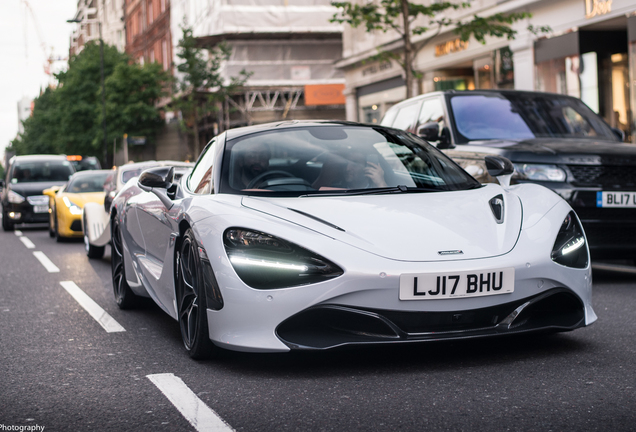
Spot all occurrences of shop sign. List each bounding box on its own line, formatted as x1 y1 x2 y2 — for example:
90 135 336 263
435 39 469 57
361 61 392 76
585 0 612 19
304 84 346 106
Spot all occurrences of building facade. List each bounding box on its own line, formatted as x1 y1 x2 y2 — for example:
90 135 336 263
171 0 346 140
125 0 173 70
336 0 636 143
69 0 126 56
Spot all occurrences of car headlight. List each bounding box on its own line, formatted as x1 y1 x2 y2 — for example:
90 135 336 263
551 212 588 269
62 196 83 215
8 190 25 204
224 228 344 289
513 163 566 182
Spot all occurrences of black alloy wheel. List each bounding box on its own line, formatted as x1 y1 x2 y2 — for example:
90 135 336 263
48 204 55 237
176 229 216 359
54 211 63 243
111 216 138 309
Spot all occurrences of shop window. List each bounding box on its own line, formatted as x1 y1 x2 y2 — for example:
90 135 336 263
362 105 382 124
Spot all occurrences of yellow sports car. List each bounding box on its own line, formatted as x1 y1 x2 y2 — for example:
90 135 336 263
44 169 111 241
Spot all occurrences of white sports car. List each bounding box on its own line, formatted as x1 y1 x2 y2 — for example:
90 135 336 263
110 121 596 358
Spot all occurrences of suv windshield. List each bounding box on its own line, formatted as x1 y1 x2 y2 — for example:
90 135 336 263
11 161 74 184
449 93 615 143
220 125 480 196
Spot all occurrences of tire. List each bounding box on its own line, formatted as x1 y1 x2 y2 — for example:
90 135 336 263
2 211 13 232
176 229 217 359
85 234 105 259
111 216 138 309
49 205 55 237
54 211 64 243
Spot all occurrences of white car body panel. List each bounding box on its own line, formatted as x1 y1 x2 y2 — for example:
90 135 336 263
82 201 111 246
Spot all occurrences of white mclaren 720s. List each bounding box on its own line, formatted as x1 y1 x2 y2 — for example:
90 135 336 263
110 120 596 359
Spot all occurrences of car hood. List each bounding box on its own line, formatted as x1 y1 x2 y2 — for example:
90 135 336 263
60 192 105 207
241 184 522 262
6 181 68 197
460 138 636 165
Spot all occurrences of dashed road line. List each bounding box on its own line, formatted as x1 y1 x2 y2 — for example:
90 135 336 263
147 373 235 432
19 236 36 249
14 230 23 236
33 251 60 273
59 281 125 333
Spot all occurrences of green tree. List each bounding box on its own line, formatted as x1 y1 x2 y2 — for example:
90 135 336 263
13 42 168 165
99 61 169 154
331 0 550 97
173 24 251 158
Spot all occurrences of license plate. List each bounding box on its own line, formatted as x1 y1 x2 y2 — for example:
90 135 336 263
399 268 515 300
596 191 636 208
34 205 49 213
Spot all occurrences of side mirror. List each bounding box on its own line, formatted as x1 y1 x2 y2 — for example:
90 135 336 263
437 127 453 149
417 122 440 142
485 155 514 188
611 127 625 142
138 166 174 190
138 166 175 209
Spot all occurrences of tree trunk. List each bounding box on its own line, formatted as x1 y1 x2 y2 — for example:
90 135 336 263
400 0 415 98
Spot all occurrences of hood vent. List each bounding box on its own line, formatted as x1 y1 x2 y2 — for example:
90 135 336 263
489 194 504 224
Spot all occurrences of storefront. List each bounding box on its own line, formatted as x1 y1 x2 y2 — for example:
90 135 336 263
535 12 636 142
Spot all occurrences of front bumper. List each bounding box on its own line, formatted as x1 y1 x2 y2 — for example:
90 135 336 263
2 201 49 225
277 288 584 350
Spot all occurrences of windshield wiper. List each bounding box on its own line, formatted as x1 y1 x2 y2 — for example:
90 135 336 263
300 185 443 197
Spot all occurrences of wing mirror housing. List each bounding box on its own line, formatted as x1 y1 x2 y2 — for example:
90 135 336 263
417 122 440 142
611 127 625 142
485 155 514 187
138 166 175 209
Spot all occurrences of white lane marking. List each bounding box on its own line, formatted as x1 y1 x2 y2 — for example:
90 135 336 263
147 373 235 432
59 281 125 333
20 236 36 249
33 251 60 273
14 230 23 236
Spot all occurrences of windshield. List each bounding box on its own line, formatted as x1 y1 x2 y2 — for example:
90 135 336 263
220 125 480 197
11 160 74 184
66 172 110 193
449 93 616 143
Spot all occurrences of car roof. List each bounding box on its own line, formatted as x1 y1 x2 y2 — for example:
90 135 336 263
224 119 381 140
10 154 70 164
389 89 580 108
69 169 112 179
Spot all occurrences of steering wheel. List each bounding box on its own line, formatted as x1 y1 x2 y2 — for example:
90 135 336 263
246 170 296 189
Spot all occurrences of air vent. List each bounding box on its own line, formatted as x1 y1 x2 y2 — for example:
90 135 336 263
489 194 504 224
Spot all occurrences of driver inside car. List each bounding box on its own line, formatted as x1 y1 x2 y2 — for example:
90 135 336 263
233 142 271 189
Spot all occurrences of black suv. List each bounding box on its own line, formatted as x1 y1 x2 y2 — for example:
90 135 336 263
381 90 636 260
1 155 75 231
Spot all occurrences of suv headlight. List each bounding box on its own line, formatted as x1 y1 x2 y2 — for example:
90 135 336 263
8 190 25 204
551 212 588 269
63 196 83 215
224 228 344 289
513 163 566 182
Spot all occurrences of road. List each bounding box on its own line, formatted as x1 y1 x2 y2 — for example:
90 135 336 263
1 224 635 432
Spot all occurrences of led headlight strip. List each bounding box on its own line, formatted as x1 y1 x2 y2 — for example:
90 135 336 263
224 228 343 289
551 212 588 269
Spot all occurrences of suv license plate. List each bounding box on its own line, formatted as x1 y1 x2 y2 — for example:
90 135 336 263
399 268 515 300
597 191 636 208
34 205 49 213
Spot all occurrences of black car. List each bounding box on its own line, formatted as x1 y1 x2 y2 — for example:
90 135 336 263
1 155 75 231
381 90 636 260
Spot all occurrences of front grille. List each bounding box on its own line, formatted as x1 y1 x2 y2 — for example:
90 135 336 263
568 165 636 187
70 220 83 232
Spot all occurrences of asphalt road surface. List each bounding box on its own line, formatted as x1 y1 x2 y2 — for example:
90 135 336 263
1 224 635 432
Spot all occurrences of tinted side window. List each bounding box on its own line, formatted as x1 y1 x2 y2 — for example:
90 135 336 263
391 102 421 132
189 140 216 194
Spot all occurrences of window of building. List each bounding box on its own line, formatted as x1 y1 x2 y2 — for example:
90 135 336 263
148 0 154 24
162 39 169 70
161 0 166 13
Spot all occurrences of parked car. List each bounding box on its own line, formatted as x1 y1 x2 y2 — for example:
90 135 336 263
82 161 194 259
67 155 102 171
1 155 75 231
43 170 111 242
109 120 595 359
381 90 636 260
